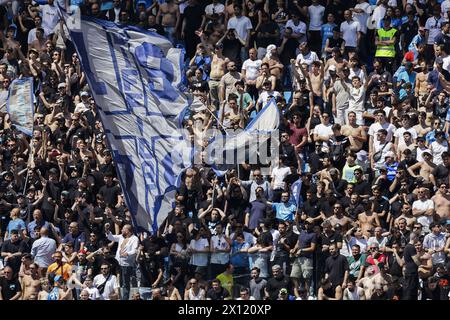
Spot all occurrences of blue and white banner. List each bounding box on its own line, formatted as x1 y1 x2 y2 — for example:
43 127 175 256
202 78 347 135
291 178 302 208
206 98 280 176
65 16 192 232
7 77 34 136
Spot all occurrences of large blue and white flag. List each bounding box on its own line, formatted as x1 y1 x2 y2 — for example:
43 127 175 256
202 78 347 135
64 16 192 232
207 98 280 176
7 77 34 136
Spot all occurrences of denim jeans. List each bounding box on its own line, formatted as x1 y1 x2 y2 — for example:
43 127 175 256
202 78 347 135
120 266 137 300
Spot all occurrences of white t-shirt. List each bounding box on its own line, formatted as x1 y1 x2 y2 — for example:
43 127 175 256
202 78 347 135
205 3 225 15
416 146 431 162
308 5 325 31
412 199 434 232
370 5 387 30
189 238 209 267
373 141 393 167
394 127 418 146
313 123 333 151
368 236 387 248
425 16 444 45
27 28 50 45
257 90 281 107
349 68 366 84
295 50 319 67
285 19 307 43
93 274 119 300
227 16 253 42
368 122 396 149
242 58 262 80
353 2 372 34
430 141 449 165
210 235 230 265
443 55 450 73
86 287 101 300
442 0 450 16
340 20 361 47
349 86 366 112
271 166 291 189
40 4 60 36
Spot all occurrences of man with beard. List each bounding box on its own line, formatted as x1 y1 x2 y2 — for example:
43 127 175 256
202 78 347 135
246 267 265 300
264 264 292 300
272 221 297 276
47 250 71 281
1 229 23 275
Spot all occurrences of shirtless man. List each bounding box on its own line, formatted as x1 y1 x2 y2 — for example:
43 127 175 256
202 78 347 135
209 42 229 110
324 47 347 74
307 61 324 103
413 112 431 137
407 152 437 183
21 263 41 300
341 111 367 152
357 267 376 298
432 183 450 220
327 203 354 231
255 62 276 92
414 61 429 101
370 263 393 293
397 131 416 161
261 47 283 82
156 0 180 44
394 208 416 230
358 201 381 239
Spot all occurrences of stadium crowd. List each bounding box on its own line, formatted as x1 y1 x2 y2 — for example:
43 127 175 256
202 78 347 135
0 0 450 301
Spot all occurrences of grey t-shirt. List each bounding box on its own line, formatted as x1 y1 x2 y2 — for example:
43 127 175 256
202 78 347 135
249 278 267 300
333 79 351 110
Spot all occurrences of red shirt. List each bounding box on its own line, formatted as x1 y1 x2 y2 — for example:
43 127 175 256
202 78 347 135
288 122 307 148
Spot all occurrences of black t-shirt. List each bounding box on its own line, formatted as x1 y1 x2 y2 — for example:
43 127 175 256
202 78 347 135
265 275 291 300
1 240 22 273
401 22 418 50
403 243 418 276
147 23 165 36
183 4 203 31
279 38 299 66
432 165 449 186
302 199 320 220
98 183 121 206
206 287 230 300
354 180 370 197
318 197 334 218
280 142 298 168
0 277 21 300
256 22 279 48
325 254 349 287
222 38 242 66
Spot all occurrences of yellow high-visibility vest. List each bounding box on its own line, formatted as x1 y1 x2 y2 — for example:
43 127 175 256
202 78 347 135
375 28 397 58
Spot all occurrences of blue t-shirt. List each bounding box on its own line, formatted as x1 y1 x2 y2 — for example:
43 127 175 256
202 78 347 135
6 219 26 239
397 70 416 99
230 241 250 268
321 23 337 49
272 202 296 222
296 230 317 259
386 162 398 181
